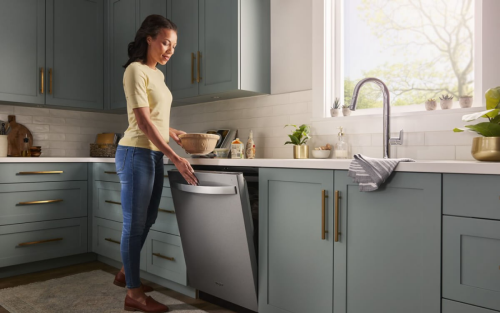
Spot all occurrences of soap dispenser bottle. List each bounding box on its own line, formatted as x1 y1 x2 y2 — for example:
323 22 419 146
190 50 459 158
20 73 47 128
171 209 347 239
21 134 31 157
334 127 349 159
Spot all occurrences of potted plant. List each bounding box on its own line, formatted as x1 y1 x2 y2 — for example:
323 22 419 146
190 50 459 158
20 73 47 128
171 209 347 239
453 86 500 161
284 124 311 159
440 94 454 109
342 104 352 116
459 95 473 108
425 98 437 111
331 97 341 117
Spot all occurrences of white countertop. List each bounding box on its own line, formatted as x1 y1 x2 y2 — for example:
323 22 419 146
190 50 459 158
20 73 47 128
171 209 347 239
0 157 499 175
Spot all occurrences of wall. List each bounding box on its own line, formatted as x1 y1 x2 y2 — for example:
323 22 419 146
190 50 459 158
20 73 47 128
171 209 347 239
0 104 127 157
169 91 478 161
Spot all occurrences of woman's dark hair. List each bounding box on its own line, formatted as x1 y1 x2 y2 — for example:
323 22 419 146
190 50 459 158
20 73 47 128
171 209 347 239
123 15 177 68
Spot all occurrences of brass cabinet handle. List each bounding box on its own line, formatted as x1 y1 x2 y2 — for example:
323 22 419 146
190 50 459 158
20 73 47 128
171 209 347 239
153 252 175 261
105 238 121 245
104 171 117 174
40 67 44 94
197 51 202 82
105 200 121 205
18 237 62 247
19 199 63 205
18 171 63 175
49 68 53 94
322 190 328 240
159 208 175 214
164 175 169 178
191 52 195 84
334 190 341 242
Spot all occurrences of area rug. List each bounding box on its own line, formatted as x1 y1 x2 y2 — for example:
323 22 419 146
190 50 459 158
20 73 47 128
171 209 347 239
0 270 207 313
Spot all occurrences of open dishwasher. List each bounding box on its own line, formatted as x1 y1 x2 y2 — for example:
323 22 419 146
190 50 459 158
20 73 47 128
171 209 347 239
168 166 258 312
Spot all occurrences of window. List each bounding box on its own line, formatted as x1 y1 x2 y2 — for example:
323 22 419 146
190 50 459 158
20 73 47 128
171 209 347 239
342 0 474 110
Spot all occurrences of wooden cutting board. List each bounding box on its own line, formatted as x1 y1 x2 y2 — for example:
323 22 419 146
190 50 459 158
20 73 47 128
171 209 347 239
7 115 33 157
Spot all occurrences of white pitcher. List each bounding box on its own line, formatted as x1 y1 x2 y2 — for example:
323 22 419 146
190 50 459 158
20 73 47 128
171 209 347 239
0 135 7 157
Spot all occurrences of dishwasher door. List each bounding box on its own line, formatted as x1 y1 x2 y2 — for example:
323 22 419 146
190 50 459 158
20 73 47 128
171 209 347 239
168 170 258 312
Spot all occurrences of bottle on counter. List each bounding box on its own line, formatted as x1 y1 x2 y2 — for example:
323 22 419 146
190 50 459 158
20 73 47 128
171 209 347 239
245 130 255 159
334 126 349 159
21 134 31 157
231 138 245 159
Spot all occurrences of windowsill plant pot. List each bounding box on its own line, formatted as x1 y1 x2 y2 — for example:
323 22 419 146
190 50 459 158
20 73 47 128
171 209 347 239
459 96 473 108
425 99 437 111
471 137 500 161
293 145 309 159
330 97 341 117
284 124 311 159
342 107 351 116
330 108 341 117
440 94 454 109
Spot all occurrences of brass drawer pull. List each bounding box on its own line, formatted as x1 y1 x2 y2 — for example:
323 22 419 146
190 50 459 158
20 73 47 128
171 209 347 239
19 199 63 205
18 171 63 175
322 190 328 240
159 208 175 214
191 52 195 84
197 51 202 82
104 171 117 174
18 237 62 247
334 190 341 242
40 67 44 94
105 200 121 205
49 68 53 94
164 175 169 178
153 252 175 261
105 238 121 245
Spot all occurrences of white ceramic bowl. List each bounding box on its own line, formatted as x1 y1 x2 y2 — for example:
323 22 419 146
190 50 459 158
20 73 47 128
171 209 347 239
179 133 220 155
311 149 331 159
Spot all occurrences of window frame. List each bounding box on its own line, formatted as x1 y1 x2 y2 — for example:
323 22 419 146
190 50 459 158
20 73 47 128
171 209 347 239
312 0 484 120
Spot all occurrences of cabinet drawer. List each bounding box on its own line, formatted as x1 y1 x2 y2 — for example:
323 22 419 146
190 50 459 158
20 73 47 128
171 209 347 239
93 217 146 270
0 181 87 225
444 174 500 220
93 163 175 187
0 217 87 268
0 163 87 184
443 216 500 311
146 229 186 286
443 299 497 313
151 188 179 236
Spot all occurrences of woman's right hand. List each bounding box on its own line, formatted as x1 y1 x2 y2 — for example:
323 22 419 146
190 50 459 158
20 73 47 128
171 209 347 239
172 157 198 185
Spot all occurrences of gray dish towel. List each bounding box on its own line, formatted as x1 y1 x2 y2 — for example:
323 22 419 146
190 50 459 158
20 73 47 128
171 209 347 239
348 154 415 191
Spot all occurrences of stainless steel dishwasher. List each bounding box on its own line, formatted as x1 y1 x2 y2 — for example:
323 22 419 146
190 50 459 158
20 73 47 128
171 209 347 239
168 166 258 312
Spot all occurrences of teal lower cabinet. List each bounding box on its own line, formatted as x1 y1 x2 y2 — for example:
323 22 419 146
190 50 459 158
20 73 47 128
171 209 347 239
442 299 498 313
443 216 500 311
0 217 88 268
259 168 334 313
333 171 442 313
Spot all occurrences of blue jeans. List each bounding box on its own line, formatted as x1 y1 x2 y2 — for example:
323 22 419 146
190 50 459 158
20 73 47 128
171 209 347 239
115 145 164 289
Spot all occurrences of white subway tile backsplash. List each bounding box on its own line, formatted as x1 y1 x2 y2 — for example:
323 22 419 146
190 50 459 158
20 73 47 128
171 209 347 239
425 131 479 146
0 105 14 113
33 116 65 125
50 124 81 134
14 106 50 117
396 146 456 160
49 109 81 118
15 115 33 124
455 146 475 161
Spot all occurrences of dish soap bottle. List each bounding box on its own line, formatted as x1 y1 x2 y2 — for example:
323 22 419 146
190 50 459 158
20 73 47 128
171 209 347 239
21 134 31 157
245 130 255 159
334 127 349 159
231 138 244 159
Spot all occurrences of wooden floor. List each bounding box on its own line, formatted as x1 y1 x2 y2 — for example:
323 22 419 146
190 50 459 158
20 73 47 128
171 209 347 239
0 261 235 313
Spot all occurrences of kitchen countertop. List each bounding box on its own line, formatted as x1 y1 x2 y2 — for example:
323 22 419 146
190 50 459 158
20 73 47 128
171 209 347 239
0 157 499 175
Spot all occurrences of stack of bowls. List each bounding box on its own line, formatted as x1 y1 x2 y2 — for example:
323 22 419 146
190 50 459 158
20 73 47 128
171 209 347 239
29 146 42 157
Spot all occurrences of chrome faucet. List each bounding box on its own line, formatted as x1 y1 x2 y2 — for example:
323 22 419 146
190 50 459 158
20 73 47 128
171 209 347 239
349 77 403 158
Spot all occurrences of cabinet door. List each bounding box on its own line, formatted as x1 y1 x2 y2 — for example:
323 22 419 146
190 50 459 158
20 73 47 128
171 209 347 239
107 0 137 109
46 0 103 109
443 216 500 311
259 168 334 313
166 0 199 100
0 0 45 104
198 0 239 95
334 171 441 313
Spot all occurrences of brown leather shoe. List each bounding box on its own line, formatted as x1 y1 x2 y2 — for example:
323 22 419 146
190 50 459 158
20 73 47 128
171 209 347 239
124 295 169 312
113 271 154 293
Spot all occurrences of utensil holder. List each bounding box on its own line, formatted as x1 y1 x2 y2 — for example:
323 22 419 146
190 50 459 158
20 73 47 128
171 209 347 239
0 135 7 157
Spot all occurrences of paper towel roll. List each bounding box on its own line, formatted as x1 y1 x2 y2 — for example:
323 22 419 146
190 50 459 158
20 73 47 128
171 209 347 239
0 135 7 157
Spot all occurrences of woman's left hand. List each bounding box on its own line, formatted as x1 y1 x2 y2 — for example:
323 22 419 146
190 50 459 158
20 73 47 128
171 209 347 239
169 128 186 146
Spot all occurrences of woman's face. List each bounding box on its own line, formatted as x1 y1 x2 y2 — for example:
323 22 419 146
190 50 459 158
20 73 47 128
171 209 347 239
147 28 177 66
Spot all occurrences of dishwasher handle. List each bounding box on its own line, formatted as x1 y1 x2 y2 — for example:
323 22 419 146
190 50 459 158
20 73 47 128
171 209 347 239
172 183 237 195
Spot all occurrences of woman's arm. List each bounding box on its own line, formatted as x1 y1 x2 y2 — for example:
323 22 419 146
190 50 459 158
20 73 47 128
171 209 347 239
169 127 186 146
133 107 198 185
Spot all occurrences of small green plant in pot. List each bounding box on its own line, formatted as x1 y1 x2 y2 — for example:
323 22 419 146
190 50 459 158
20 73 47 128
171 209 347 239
331 98 342 117
440 94 454 109
284 124 311 159
453 86 500 161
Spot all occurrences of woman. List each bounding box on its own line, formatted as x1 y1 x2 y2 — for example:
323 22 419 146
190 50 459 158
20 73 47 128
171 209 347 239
113 14 198 313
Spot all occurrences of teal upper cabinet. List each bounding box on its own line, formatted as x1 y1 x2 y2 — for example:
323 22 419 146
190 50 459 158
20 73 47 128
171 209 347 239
334 171 441 313
167 0 270 105
105 0 167 110
0 0 45 105
46 0 103 109
0 0 104 109
259 168 334 313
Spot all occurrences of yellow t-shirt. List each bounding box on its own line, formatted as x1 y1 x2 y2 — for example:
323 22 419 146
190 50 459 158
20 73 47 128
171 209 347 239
118 62 172 151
